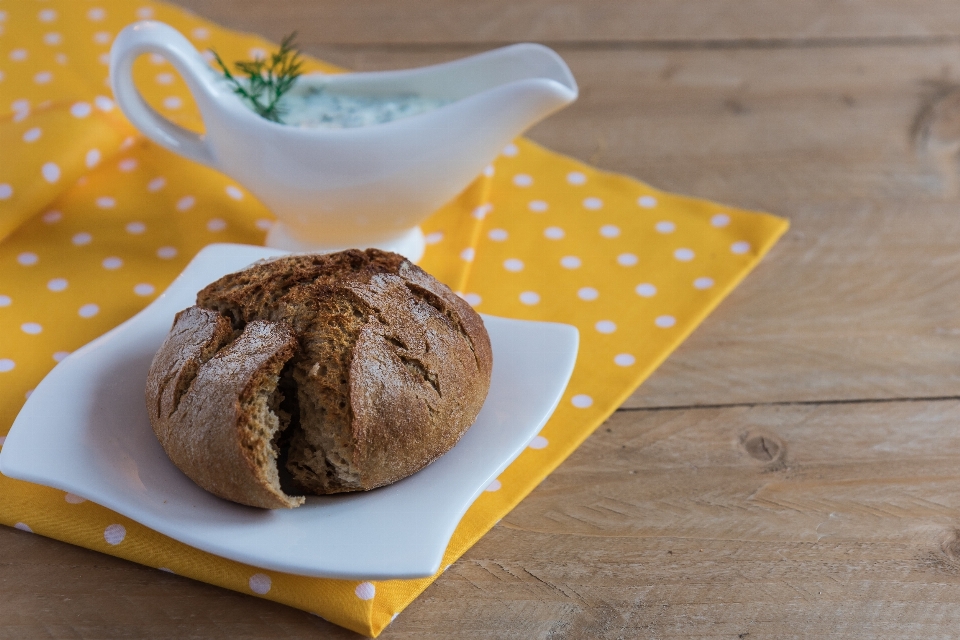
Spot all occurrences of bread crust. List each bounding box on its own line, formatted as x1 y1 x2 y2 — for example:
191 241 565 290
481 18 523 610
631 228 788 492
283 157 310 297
146 307 303 508
145 249 492 508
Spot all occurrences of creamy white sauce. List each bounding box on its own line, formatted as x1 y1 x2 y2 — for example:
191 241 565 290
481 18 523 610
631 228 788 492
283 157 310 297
278 84 451 128
218 72 450 128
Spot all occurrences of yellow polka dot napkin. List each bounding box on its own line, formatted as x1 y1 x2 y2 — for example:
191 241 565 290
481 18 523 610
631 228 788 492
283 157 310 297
0 2 788 636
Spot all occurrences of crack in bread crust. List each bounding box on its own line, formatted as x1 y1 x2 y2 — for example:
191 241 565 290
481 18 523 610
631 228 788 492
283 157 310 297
146 312 303 509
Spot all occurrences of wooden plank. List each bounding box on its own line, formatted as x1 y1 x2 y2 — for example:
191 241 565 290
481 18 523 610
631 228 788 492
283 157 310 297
173 0 960 45
396 400 960 637
6 400 960 637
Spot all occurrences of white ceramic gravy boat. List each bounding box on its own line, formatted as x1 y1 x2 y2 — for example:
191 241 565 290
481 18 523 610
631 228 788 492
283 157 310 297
110 22 578 261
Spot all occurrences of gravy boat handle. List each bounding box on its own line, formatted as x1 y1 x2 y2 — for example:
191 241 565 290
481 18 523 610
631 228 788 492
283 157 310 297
110 21 219 168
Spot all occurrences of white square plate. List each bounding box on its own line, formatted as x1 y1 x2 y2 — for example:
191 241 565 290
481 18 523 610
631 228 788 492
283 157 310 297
0 244 579 579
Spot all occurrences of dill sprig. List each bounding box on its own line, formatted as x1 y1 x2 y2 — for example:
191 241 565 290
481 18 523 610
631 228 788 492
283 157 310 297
211 33 304 123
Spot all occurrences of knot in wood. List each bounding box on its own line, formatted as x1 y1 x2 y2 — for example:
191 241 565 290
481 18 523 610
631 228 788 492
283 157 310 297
741 432 784 463
941 529 960 561
914 84 960 197
917 87 960 150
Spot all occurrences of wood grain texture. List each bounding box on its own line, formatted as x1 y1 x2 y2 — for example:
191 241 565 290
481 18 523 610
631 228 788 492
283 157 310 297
6 1 960 637
177 0 960 44
419 401 960 638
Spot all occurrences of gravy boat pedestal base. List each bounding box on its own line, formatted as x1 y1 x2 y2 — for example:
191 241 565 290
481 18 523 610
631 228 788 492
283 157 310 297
265 223 426 263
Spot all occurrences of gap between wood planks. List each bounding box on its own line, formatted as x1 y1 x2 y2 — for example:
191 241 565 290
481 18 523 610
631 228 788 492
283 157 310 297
307 34 960 53
618 394 960 413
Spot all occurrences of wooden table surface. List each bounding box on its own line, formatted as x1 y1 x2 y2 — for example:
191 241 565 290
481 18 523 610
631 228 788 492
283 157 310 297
7 1 960 637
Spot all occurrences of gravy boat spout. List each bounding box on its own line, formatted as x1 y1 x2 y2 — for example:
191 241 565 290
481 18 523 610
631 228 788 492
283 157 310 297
110 22 578 261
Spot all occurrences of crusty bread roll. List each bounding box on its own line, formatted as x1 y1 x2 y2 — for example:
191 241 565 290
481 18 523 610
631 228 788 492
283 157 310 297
146 249 493 509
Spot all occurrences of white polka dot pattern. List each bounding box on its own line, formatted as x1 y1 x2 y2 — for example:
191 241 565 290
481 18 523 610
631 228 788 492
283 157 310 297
711 213 731 227
472 203 492 219
595 320 616 334
21 322 42 334
578 287 598 301
614 353 635 367
635 283 656 297
70 102 91 118
528 435 548 449
355 582 376 600
694 277 714 289
503 258 524 272
103 524 125 545
655 221 675 233
571 394 593 408
78 304 99 318
249 573 271 594
655 315 677 328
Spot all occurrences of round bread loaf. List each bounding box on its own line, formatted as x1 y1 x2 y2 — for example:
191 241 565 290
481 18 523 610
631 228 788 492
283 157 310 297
145 249 493 509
